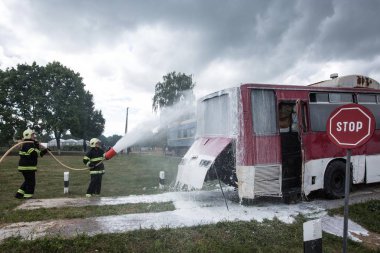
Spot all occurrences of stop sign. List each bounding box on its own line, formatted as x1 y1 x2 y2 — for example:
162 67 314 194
327 103 375 149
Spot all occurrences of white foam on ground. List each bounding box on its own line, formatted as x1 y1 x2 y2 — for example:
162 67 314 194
322 215 369 242
3 190 370 242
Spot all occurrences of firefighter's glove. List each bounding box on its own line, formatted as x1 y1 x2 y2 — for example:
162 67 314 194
86 162 94 169
33 141 40 148
40 149 48 157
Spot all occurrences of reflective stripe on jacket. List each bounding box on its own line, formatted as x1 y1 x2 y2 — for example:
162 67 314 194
90 170 105 174
83 147 105 173
18 140 41 171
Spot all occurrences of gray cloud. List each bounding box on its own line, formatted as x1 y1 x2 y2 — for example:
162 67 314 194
312 0 380 61
1 0 380 135
5 0 378 72
4 1 379 58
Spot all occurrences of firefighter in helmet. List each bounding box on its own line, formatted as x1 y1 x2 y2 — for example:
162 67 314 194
15 128 48 199
83 138 105 197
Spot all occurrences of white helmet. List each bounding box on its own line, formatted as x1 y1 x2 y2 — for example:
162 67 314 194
23 128 35 139
90 138 101 148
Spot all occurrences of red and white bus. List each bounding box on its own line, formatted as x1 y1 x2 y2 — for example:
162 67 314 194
176 74 380 201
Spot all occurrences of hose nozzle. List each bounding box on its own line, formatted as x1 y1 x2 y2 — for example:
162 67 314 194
104 148 117 160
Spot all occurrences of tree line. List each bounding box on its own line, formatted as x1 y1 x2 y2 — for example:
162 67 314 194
0 61 105 151
0 64 196 152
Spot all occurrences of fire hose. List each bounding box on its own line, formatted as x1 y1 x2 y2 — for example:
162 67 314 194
0 141 104 171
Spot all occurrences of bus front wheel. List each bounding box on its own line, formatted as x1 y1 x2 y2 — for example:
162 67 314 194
324 160 349 199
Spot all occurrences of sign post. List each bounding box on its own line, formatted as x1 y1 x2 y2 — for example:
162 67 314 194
326 103 375 253
342 148 351 253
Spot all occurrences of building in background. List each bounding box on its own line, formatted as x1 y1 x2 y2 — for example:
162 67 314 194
47 139 88 150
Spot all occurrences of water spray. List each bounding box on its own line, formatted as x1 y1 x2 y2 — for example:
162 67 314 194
104 124 165 159
105 100 195 160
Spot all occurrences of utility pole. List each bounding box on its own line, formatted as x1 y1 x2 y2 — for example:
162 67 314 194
125 107 129 134
125 107 130 155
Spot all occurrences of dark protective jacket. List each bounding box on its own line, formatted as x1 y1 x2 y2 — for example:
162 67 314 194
83 147 105 174
18 139 47 171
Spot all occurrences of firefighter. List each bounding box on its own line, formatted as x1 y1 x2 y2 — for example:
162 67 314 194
15 128 48 199
83 138 105 197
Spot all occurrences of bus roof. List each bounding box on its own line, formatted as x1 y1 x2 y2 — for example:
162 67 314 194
309 75 380 89
239 75 380 93
197 75 380 102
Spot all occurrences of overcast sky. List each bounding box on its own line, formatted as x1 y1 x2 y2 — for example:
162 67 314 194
1 0 380 136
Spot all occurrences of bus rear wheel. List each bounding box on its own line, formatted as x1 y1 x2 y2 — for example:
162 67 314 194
324 160 348 199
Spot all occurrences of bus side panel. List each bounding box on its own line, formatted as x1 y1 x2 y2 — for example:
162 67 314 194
302 131 380 161
366 155 380 183
302 132 346 161
359 129 380 184
239 85 281 166
238 133 282 166
362 131 380 155
302 126 380 195
252 136 281 165
303 155 366 196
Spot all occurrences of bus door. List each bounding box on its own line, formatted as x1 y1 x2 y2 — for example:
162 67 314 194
278 101 302 194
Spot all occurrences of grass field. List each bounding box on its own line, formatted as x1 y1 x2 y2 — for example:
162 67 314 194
0 153 181 213
0 153 379 252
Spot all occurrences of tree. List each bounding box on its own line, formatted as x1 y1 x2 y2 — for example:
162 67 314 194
3 62 47 140
152 71 195 112
0 69 17 144
0 61 104 148
42 62 87 153
70 91 105 151
151 71 196 150
98 134 122 148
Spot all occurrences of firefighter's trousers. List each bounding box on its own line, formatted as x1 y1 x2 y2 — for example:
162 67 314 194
87 173 103 195
15 170 36 199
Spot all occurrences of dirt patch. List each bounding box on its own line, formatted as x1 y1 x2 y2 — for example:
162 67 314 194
352 231 380 250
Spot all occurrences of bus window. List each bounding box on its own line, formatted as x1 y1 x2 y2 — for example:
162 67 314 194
358 94 377 103
329 93 353 103
358 93 380 129
309 92 353 131
251 89 277 135
310 93 328 103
